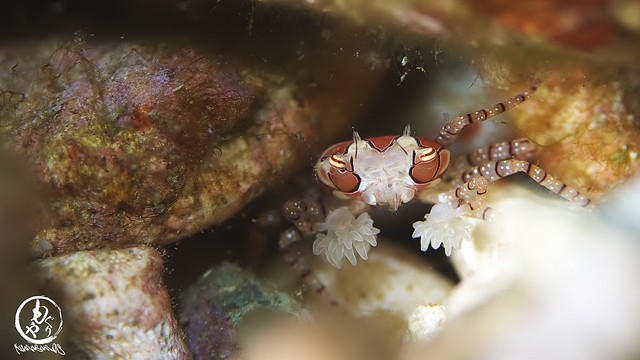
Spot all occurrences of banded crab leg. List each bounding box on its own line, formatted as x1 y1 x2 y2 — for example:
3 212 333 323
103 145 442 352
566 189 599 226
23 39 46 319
459 159 594 210
429 138 593 220
447 138 537 186
418 138 537 204
438 176 496 220
279 198 339 305
436 86 537 147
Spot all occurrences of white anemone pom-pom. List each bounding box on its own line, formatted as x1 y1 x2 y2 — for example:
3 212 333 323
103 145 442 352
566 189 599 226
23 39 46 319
312 207 380 268
412 202 474 256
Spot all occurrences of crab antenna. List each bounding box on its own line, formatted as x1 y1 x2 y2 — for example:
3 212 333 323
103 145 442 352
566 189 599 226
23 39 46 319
352 128 361 159
352 128 362 142
403 124 411 136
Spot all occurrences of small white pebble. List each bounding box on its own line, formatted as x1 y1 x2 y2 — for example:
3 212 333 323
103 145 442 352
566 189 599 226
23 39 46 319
407 304 447 342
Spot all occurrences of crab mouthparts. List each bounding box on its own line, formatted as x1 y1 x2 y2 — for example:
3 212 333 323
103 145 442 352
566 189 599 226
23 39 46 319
361 182 416 211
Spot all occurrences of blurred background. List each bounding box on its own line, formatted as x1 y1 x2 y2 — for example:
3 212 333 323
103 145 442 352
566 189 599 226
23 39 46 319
1 0 640 359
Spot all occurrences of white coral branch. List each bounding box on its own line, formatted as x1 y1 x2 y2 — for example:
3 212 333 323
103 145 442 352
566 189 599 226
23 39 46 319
412 203 474 256
312 207 380 269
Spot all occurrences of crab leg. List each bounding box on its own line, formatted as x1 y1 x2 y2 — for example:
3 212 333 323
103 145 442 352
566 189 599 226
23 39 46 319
417 138 538 205
439 176 497 220
280 198 339 305
436 87 537 147
462 159 594 209
447 138 538 186
279 228 337 304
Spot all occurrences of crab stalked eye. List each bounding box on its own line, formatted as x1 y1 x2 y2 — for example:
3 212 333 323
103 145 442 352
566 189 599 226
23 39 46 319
417 147 437 162
327 167 361 193
410 149 450 184
316 149 360 194
329 155 348 169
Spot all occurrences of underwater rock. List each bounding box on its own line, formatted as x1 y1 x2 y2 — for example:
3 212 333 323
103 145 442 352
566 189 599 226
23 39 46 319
257 0 462 39
404 304 447 344
613 0 640 32
470 0 618 50
32 246 190 359
0 39 317 255
507 75 640 201
178 262 301 360
259 0 631 51
313 241 453 318
403 183 640 360
309 241 453 350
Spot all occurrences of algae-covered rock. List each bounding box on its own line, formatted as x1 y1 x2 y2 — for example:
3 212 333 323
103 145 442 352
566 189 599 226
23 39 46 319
1 40 266 254
32 246 190 359
0 40 314 255
179 262 301 360
507 75 640 200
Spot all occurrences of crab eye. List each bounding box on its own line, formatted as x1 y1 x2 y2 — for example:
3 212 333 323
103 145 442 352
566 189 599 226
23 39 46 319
417 147 437 162
316 153 358 193
410 149 450 184
329 155 348 169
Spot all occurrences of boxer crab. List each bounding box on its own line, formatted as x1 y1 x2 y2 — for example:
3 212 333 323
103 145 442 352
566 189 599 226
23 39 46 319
280 86 594 297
